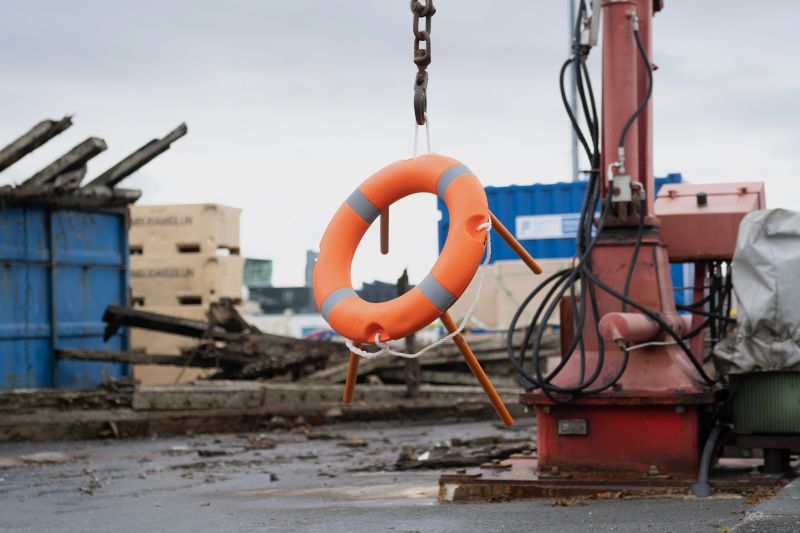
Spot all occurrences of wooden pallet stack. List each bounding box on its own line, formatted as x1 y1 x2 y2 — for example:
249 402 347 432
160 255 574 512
128 203 243 384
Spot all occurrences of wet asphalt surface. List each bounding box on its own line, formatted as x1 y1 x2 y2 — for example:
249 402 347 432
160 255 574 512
0 419 764 532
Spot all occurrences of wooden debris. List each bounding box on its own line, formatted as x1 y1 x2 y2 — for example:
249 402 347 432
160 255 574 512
0 382 522 442
394 434 531 470
84 123 187 188
0 116 72 172
0 117 186 208
21 137 107 188
89 301 342 380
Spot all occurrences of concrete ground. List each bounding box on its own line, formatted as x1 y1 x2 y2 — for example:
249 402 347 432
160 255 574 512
0 419 786 533
731 476 800 533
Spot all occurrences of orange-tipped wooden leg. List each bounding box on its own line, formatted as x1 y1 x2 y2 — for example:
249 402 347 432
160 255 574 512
380 208 389 255
342 351 361 404
440 312 514 426
489 212 543 275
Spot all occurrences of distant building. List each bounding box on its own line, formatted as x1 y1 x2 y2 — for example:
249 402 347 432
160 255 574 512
244 258 273 289
305 250 318 287
249 286 315 315
244 249 402 338
357 280 398 303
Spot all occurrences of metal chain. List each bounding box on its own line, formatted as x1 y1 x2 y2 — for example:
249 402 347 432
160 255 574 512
411 0 435 126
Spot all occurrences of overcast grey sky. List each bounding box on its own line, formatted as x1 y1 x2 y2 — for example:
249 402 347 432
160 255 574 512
1 1 798 287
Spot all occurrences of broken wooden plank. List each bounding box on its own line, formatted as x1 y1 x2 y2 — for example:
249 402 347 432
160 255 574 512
50 164 87 189
378 369 519 388
0 116 73 172
0 384 133 413
103 305 226 341
131 382 520 411
20 137 107 188
395 435 532 470
84 123 187 188
56 348 222 368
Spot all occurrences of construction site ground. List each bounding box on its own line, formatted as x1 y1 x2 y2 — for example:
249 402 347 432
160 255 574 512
2 418 797 533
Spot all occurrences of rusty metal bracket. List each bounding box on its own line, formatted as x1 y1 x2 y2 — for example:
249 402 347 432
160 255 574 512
413 70 429 126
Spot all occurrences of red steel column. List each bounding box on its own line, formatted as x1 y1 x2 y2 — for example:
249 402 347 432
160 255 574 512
635 0 655 216
601 0 641 213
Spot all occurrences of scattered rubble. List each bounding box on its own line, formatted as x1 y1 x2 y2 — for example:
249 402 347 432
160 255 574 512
244 434 277 450
395 435 532 470
0 451 85 468
78 468 102 495
338 436 368 448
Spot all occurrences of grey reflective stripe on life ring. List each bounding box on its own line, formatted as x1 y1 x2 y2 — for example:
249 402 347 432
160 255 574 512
436 164 472 199
320 287 357 321
417 274 457 312
346 188 380 224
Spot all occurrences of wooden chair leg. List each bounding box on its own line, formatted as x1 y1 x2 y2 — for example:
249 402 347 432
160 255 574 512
342 351 361 404
380 209 389 255
440 311 514 426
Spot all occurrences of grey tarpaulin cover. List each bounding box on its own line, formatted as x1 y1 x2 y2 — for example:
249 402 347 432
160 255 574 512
714 209 800 374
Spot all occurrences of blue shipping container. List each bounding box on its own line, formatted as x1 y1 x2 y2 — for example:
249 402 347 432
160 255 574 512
0 206 129 389
437 174 693 305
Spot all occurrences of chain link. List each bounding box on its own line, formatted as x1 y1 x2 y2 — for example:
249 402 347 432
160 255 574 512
412 113 431 157
411 0 435 126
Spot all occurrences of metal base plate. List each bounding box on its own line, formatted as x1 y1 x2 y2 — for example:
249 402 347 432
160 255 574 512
438 454 795 502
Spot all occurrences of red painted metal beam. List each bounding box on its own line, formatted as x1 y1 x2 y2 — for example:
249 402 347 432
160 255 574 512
601 0 641 208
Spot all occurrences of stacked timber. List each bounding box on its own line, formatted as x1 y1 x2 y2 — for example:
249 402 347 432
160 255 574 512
59 302 563 387
128 204 244 384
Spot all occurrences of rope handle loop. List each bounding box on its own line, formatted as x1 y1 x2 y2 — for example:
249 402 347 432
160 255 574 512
345 217 492 359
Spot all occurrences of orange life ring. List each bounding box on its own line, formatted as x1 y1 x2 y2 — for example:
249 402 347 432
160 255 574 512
313 154 489 344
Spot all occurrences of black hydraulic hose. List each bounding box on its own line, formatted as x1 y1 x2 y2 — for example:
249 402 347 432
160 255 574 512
559 57 593 161
680 266 733 340
681 292 716 309
721 266 734 337
708 264 721 345
690 423 732 497
675 306 736 322
575 163 599 254
621 199 646 311
682 318 711 340
511 188 615 396
575 60 597 149
617 27 653 152
579 58 600 149
506 268 574 385
583 268 718 385
618 22 653 311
